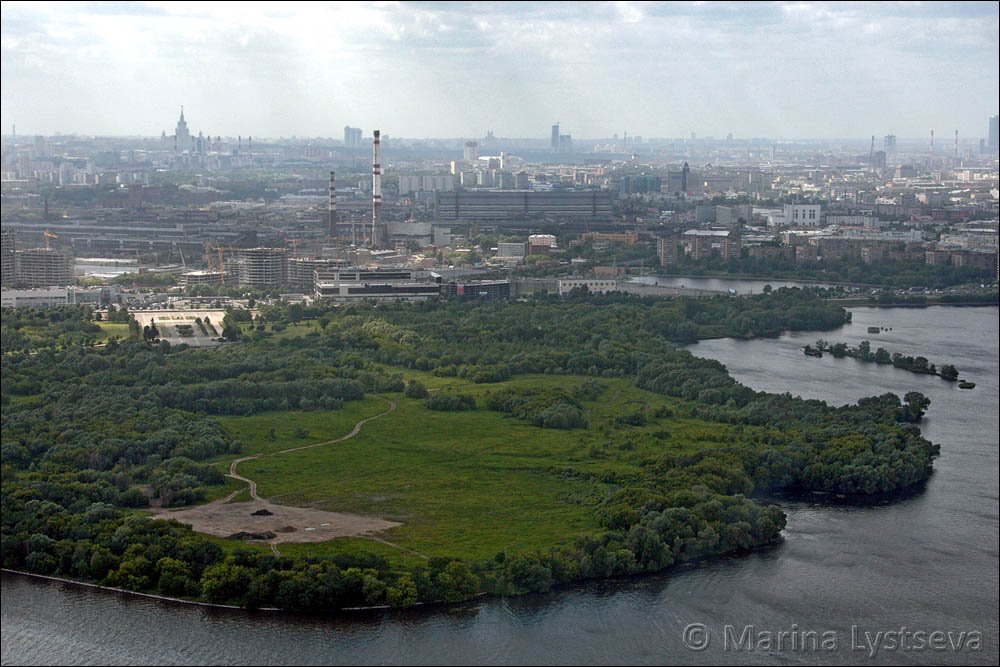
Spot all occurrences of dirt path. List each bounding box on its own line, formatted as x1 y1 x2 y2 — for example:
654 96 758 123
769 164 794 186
365 535 429 560
226 398 397 500
226 399 396 500
228 455 262 500
153 398 400 547
271 399 397 457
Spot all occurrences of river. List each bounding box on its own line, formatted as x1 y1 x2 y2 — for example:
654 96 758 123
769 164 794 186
631 275 838 294
3 306 997 665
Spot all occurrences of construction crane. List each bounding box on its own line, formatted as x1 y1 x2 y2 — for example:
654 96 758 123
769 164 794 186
43 229 58 249
175 242 187 270
204 241 215 271
217 245 226 286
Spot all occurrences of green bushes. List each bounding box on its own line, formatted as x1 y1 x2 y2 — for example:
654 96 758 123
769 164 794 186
425 394 477 411
483 387 588 429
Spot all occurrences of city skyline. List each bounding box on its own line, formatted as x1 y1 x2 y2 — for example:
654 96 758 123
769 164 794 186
2 1 998 141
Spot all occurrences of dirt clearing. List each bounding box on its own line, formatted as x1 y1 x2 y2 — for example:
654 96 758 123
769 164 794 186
152 497 400 544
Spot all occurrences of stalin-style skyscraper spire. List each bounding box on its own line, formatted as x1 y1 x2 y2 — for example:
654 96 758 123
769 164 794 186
174 106 191 152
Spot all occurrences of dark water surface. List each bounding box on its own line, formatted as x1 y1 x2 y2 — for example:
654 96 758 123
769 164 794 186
3 306 997 665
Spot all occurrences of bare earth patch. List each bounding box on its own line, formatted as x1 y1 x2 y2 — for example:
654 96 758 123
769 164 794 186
151 498 400 544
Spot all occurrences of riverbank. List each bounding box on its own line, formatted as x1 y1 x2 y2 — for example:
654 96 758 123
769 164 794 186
0 569 492 614
641 271 878 289
1 569 264 611
832 296 1000 307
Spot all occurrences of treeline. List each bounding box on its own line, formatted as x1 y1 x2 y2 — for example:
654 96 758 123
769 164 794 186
338 288 849 385
808 339 962 381
664 251 993 289
0 491 785 610
0 306 104 354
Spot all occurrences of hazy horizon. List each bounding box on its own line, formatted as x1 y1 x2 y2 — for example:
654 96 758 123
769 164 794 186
2 1 998 141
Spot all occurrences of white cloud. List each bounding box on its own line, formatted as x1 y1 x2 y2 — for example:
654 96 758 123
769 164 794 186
1 1 997 138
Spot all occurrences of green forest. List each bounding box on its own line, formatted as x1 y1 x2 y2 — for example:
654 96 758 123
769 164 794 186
662 252 994 289
1 288 939 610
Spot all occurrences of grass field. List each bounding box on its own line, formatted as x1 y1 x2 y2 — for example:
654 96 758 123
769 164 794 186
95 322 130 340
214 374 730 567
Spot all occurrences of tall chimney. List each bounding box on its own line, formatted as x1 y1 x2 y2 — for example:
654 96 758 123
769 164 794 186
954 130 959 158
372 130 383 248
328 170 337 239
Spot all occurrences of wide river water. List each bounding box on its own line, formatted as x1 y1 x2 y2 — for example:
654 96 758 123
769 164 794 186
2 306 998 665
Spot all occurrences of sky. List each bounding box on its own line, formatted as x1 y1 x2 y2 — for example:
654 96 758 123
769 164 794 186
2 1 998 141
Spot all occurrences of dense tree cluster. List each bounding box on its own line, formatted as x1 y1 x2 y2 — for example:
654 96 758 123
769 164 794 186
0 306 104 353
483 386 588 429
666 251 994 289
810 339 963 382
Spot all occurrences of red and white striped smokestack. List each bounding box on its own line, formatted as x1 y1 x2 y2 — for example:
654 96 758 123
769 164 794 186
328 170 337 238
372 130 382 248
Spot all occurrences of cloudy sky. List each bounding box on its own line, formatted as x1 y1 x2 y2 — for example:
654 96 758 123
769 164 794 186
2 1 998 140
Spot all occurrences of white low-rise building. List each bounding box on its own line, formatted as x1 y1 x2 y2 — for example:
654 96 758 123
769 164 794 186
2 286 122 308
557 278 620 296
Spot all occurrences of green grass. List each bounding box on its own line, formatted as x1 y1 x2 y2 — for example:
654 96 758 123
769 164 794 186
212 397 390 458
213 374 731 567
96 322 130 340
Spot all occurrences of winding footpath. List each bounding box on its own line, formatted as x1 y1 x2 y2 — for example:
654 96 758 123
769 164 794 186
226 398 397 501
222 398 426 559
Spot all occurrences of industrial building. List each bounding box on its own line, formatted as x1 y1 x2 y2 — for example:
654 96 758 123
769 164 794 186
440 279 511 301
314 268 437 302
434 190 614 222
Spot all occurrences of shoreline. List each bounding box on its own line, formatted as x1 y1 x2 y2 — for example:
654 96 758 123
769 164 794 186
0 568 276 612
832 299 999 308
637 272 878 289
0 568 486 614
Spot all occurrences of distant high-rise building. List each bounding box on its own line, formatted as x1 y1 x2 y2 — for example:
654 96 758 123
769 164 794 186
174 107 191 152
235 248 288 288
15 247 73 287
989 115 999 152
551 123 560 151
657 234 682 266
463 141 479 162
344 126 362 148
1 231 15 286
